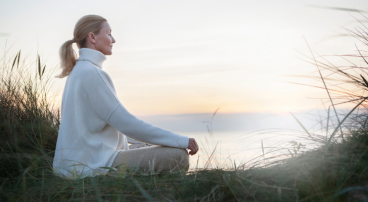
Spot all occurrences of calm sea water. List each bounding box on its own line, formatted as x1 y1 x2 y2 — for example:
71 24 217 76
180 130 319 169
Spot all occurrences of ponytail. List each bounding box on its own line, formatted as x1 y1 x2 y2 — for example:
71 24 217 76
55 39 77 78
55 15 107 79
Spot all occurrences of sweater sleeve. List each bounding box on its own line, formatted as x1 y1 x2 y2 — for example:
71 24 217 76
82 67 189 149
108 104 189 149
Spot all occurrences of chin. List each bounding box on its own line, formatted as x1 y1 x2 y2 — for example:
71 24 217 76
104 50 112 55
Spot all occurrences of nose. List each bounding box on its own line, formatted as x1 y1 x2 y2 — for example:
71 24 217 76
112 36 116 43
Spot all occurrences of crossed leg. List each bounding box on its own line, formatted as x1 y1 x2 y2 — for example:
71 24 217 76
108 145 189 176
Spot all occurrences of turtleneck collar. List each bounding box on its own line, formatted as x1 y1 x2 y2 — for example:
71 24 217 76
77 48 107 69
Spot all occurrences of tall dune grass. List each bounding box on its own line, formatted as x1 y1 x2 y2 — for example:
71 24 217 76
0 50 60 181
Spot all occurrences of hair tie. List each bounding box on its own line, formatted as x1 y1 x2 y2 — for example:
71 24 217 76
72 38 76 43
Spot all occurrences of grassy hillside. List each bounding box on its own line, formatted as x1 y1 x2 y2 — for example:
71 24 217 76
1 18 368 202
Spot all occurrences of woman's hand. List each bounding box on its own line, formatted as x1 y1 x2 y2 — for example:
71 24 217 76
187 138 199 156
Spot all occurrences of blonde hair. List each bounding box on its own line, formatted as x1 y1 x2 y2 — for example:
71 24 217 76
55 15 107 78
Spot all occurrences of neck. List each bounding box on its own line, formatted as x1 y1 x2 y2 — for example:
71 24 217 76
77 48 107 69
85 43 97 51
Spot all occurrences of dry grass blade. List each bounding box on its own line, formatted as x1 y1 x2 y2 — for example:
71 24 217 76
211 107 220 120
17 50 21 68
11 51 19 72
42 65 46 77
202 108 220 136
360 74 368 88
326 107 330 139
290 112 316 143
38 54 41 80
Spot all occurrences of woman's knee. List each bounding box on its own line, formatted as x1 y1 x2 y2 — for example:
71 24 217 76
168 148 189 169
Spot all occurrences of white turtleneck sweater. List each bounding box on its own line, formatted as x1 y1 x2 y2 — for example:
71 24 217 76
53 48 189 179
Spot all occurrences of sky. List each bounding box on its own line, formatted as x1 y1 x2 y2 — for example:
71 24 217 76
1 0 367 133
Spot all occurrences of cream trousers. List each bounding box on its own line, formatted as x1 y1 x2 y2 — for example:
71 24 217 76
108 145 189 176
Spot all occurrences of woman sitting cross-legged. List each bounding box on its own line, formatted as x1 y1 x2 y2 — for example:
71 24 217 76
52 15 199 179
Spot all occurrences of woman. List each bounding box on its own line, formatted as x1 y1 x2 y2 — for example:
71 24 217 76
53 15 199 179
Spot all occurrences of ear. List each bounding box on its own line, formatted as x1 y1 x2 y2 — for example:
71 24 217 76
87 32 96 44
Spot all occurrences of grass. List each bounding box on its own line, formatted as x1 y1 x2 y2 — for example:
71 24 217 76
2 15 368 202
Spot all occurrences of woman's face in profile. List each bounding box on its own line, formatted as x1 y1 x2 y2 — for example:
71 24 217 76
94 21 116 55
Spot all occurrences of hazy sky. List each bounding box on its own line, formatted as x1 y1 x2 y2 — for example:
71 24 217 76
1 0 367 116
